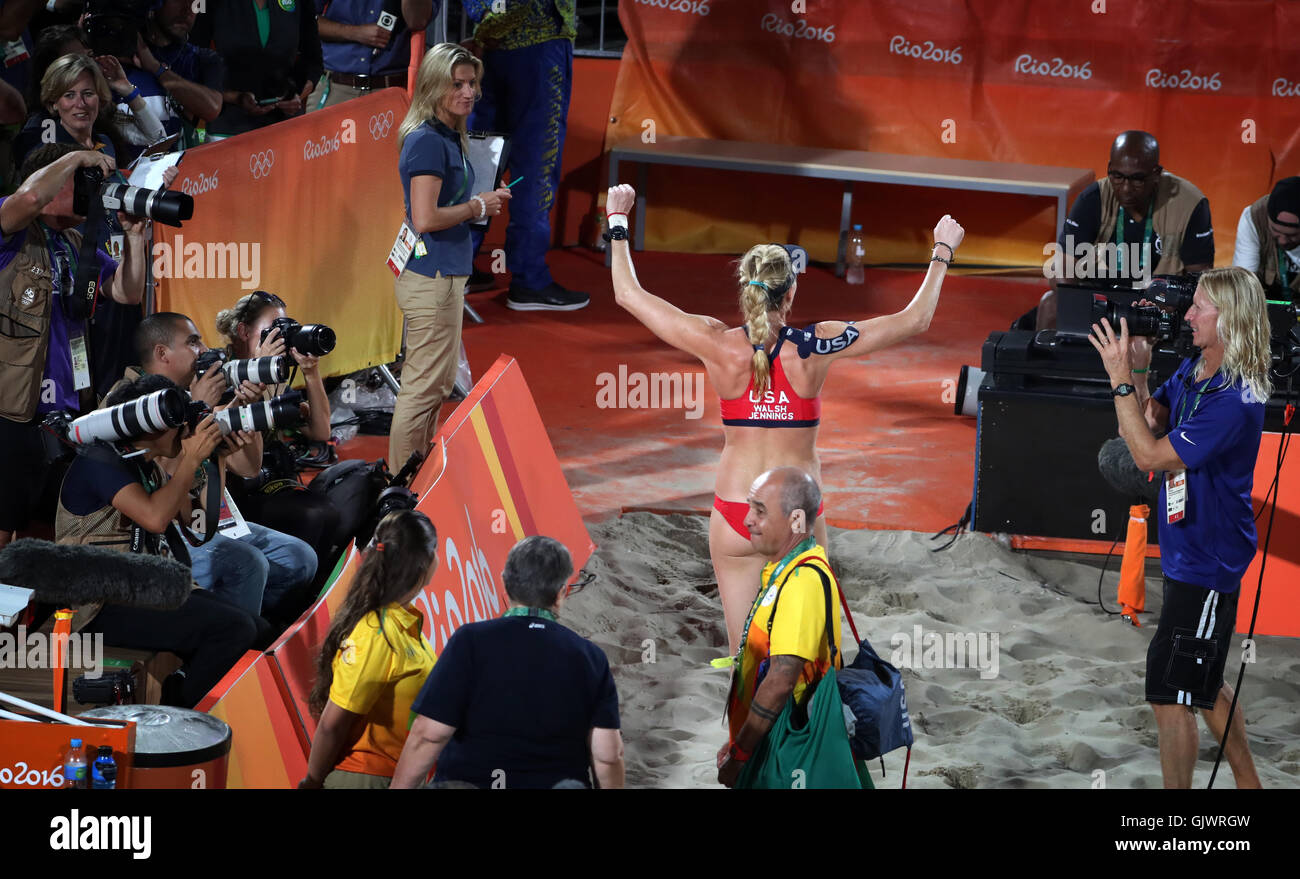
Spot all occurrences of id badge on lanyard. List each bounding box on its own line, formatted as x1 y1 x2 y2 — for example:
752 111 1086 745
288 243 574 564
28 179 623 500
387 222 418 277
1165 470 1187 524
2 39 30 68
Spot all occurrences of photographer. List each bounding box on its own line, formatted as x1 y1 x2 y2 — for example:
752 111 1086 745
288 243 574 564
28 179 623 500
55 372 259 708
1089 266 1269 789
125 311 319 626
84 0 224 158
1233 176 1300 301
0 142 148 549
215 290 347 589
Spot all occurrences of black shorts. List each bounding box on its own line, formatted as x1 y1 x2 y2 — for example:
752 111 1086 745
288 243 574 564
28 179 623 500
0 416 54 532
1145 576 1239 710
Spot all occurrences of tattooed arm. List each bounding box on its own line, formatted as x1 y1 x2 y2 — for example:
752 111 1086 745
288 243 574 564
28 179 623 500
718 655 805 787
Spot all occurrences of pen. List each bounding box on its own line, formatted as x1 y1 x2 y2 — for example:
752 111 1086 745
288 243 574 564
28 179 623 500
506 176 524 188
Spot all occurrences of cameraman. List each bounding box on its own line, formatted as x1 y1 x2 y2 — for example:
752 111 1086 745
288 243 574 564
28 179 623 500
56 372 259 708
1089 266 1269 789
123 311 319 626
0 142 148 550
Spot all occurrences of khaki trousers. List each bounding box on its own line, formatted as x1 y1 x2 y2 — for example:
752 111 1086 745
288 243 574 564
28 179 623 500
390 269 466 467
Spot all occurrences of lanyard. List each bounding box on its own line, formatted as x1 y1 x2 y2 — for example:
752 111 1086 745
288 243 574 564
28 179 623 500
1115 198 1154 278
1175 361 1218 429
1278 245 1293 291
730 537 816 669
450 147 468 204
502 606 557 622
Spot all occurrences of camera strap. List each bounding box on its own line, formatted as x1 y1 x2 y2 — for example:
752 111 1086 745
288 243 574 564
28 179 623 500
67 203 106 324
175 458 222 548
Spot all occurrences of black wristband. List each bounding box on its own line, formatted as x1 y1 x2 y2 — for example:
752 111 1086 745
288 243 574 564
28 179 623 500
603 226 629 242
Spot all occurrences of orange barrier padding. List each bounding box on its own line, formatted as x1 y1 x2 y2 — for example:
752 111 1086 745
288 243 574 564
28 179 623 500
1239 433 1300 637
213 356 595 775
197 650 308 789
1009 535 1162 557
1118 504 1149 626
608 1 1300 266
0 716 134 790
156 89 411 378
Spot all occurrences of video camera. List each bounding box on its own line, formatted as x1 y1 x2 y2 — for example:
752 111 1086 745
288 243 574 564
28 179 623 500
1055 275 1199 359
73 165 194 228
261 317 336 358
83 0 153 59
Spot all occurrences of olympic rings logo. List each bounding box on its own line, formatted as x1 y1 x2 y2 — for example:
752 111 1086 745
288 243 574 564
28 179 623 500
369 111 394 141
249 150 275 179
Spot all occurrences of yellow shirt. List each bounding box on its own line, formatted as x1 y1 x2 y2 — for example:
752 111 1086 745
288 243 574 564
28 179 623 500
729 544 841 741
329 602 436 777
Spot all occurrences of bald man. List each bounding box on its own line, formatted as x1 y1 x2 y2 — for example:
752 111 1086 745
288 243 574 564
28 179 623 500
1233 176 1300 299
718 466 858 788
1037 131 1214 329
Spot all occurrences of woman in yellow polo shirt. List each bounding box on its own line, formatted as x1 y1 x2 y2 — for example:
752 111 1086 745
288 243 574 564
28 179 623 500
300 510 439 789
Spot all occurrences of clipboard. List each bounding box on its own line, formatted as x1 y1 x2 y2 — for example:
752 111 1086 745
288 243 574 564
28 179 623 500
465 131 511 229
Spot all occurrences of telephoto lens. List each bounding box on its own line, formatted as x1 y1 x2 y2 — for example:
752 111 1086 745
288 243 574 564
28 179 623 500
212 390 305 436
222 355 290 386
100 183 194 227
67 388 188 444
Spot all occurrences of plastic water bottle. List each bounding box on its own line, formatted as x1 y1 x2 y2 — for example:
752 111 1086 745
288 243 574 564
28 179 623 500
92 746 118 790
63 739 87 789
846 224 865 285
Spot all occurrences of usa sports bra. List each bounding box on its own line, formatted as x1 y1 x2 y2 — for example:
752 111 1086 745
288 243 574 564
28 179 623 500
718 325 824 428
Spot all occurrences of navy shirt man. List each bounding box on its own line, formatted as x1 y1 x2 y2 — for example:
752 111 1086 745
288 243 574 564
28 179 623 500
1089 266 1269 789
135 0 225 148
391 536 624 789
309 0 435 111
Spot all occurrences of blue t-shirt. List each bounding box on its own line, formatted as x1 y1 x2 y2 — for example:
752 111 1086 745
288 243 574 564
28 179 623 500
0 197 120 414
398 119 475 278
1152 358 1265 592
60 451 139 516
411 614 620 789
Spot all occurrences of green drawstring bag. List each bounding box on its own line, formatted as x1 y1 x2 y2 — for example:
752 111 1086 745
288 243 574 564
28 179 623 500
735 559 862 790
736 666 862 789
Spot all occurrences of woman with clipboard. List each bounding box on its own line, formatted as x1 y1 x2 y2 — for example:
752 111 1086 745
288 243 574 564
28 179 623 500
390 43 511 468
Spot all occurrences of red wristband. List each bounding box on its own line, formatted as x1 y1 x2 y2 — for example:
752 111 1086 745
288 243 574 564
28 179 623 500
606 211 628 219
729 742 751 763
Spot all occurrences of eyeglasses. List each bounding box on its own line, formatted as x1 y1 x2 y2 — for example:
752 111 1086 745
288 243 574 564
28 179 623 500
565 569 595 598
1107 168 1159 186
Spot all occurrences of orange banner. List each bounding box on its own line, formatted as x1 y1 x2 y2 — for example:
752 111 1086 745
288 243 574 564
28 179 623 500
608 0 1300 266
155 90 411 377
199 356 596 785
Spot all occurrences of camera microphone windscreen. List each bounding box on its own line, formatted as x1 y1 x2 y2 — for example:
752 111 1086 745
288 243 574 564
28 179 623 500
0 539 192 610
1097 437 1161 504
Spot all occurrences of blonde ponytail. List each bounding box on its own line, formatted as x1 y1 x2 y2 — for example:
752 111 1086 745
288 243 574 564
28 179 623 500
736 244 795 395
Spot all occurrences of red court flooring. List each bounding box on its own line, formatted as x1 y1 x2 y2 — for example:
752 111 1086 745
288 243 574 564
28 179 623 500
347 248 1047 535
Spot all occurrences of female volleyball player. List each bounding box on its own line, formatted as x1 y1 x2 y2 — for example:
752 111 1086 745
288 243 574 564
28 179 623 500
604 184 964 652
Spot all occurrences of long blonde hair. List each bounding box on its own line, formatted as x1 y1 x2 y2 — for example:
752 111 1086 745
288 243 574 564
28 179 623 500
1197 267 1273 403
736 245 794 395
398 43 483 152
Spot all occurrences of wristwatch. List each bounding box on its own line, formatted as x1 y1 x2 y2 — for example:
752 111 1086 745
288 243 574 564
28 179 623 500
602 225 629 242
1112 383 1136 397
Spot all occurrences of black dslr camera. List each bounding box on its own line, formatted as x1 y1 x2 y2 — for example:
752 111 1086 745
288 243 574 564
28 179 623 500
84 0 154 59
260 317 336 357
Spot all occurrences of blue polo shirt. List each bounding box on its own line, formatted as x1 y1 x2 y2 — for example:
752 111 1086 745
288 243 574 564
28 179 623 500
314 0 433 76
398 119 475 278
0 198 119 414
411 613 620 789
1152 358 1265 592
